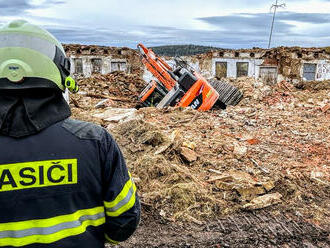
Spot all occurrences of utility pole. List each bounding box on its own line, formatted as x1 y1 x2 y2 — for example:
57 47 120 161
268 0 285 48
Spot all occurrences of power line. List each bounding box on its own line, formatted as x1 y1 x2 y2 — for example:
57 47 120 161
268 0 286 49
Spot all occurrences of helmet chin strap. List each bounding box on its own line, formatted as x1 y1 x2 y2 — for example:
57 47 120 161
53 46 79 93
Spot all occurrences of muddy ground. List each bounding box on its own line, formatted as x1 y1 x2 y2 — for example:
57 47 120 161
109 208 329 248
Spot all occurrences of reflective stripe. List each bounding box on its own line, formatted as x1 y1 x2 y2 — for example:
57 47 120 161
105 234 119 245
0 206 105 247
104 176 137 217
0 212 104 238
0 33 56 60
107 184 135 212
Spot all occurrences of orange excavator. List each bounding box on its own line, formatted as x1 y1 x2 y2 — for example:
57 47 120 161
137 43 242 110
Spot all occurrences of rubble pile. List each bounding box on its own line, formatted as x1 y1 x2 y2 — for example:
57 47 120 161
295 79 330 91
71 77 329 225
70 72 146 122
76 72 146 98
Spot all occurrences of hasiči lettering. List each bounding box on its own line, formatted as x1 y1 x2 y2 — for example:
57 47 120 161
0 159 78 192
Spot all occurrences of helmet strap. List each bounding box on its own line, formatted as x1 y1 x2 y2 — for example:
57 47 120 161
53 46 78 93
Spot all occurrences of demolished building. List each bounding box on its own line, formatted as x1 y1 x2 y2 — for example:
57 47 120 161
63 44 330 85
184 47 330 84
63 44 143 77
66 44 329 248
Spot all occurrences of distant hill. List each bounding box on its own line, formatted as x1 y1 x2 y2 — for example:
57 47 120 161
149 45 221 56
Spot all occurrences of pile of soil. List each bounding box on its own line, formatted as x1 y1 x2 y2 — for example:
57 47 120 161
107 103 329 225
76 72 146 99
70 76 329 247
70 71 146 123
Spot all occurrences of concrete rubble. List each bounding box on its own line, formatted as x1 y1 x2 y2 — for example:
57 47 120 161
179 147 198 163
67 45 329 230
93 108 137 123
243 192 283 210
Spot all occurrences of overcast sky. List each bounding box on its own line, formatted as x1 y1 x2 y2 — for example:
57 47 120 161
0 0 330 48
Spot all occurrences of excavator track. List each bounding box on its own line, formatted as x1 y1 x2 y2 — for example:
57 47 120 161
211 80 243 106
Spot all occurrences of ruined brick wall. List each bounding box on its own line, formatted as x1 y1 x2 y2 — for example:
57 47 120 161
189 47 330 83
63 44 330 83
63 44 143 77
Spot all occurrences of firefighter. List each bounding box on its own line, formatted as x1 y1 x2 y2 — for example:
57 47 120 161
0 20 140 247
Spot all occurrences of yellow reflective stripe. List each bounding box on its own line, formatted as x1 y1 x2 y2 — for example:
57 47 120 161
106 183 136 217
0 218 105 247
105 234 119 244
0 206 104 231
104 173 137 217
0 207 105 247
104 178 133 209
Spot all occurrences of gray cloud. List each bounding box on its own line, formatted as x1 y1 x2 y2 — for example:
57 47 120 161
46 25 145 47
278 12 330 23
198 11 330 32
43 11 330 49
0 0 65 15
194 11 330 47
1 1 329 49
0 0 31 15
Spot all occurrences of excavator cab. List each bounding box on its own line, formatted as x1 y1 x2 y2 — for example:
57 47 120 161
139 69 220 111
137 43 242 111
139 80 167 107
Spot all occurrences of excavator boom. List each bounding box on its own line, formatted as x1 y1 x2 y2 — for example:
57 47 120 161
137 43 243 111
137 44 176 90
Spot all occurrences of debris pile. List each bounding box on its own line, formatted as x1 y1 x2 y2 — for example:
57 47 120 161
70 72 146 122
71 76 329 225
103 102 329 224
295 79 330 91
76 72 145 99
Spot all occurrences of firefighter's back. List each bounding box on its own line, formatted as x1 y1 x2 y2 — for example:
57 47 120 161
0 119 108 248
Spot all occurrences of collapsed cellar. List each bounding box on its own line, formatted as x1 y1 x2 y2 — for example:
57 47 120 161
64 44 329 239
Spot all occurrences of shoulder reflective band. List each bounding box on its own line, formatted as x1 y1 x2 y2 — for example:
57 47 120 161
0 206 105 247
105 234 119 245
0 159 78 192
104 174 137 217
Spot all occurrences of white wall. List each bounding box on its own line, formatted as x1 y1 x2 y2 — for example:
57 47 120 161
316 60 330 80
69 56 128 77
211 58 264 79
300 60 330 81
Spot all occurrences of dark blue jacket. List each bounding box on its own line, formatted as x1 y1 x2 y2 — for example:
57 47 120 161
0 86 140 248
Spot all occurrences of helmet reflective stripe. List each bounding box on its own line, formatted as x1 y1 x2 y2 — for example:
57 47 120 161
0 33 56 61
0 47 64 90
0 20 75 92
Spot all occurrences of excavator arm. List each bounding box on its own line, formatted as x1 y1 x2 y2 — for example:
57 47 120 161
137 44 176 90
137 43 243 110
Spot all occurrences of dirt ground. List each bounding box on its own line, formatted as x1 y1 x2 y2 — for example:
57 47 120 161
70 72 329 247
109 209 329 248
